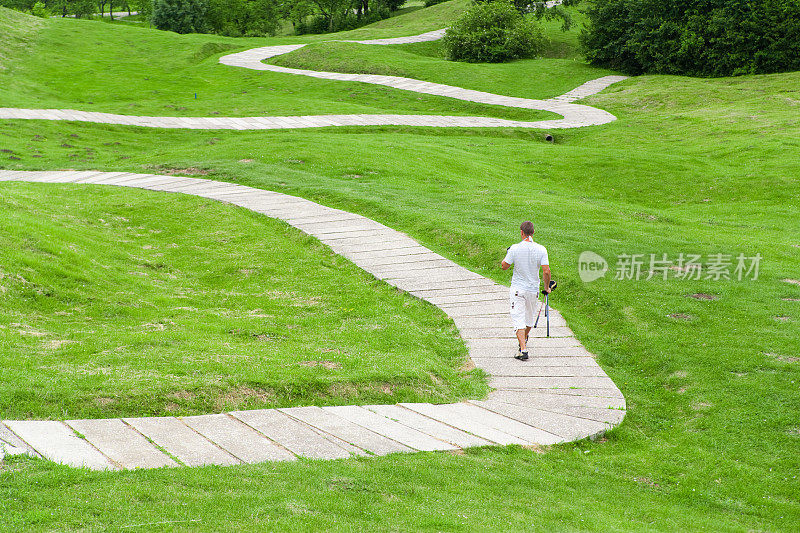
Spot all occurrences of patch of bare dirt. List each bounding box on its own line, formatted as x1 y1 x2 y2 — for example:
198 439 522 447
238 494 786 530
298 360 342 370
765 352 800 363
774 316 791 322
42 339 76 350
168 390 196 401
213 386 276 411
668 313 694 320
782 279 800 286
147 165 212 176
634 477 661 489
688 293 718 300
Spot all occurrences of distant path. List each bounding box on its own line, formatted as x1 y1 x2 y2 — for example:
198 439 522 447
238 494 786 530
0 29 627 130
0 170 626 470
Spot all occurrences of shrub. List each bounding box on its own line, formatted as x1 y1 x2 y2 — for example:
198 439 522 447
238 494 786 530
206 0 280 37
151 0 210 34
580 0 800 77
31 1 48 17
423 0 447 5
443 0 545 62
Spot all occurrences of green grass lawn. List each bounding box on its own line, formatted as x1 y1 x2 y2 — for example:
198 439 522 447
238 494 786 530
1 3 799 531
1 3 556 122
0 183 483 420
269 7 612 100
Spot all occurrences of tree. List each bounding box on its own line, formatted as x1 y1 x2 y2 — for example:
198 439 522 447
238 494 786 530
580 0 800 76
206 0 279 36
151 0 210 33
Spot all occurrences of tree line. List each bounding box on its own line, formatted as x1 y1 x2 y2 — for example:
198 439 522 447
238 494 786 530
1 0 408 35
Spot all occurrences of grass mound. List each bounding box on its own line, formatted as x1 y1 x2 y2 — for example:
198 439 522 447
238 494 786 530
0 183 484 419
269 40 614 100
0 5 554 122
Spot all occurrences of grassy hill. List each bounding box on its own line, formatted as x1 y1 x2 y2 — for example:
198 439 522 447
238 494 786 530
1 3 798 531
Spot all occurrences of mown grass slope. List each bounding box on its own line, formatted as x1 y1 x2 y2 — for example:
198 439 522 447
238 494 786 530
0 3 798 531
0 1 552 122
0 183 483 420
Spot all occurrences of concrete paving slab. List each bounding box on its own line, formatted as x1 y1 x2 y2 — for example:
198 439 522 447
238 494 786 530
409 284 506 298
472 400 611 441
494 387 626 399
473 356 599 367
4 420 115 470
470 347 594 359
464 337 582 351
383 269 484 285
367 259 455 274
366 404 490 448
354 252 445 267
459 326 574 339
182 414 297 463
472 360 608 377
324 405 455 451
67 418 176 469
343 245 432 258
281 406 410 456
230 409 354 460
489 375 619 391
427 293 509 306
487 390 626 410
400 403 529 445
124 417 240 467
444 403 563 445
387 277 496 293
0 422 39 458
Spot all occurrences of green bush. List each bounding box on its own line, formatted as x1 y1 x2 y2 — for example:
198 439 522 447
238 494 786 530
151 0 210 34
30 0 48 16
295 0 392 34
206 0 279 37
442 0 545 62
580 0 800 77
423 0 447 6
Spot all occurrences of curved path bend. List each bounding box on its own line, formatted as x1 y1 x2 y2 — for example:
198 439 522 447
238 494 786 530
0 170 626 470
0 30 627 130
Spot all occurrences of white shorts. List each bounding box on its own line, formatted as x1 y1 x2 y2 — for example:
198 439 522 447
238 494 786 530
509 288 540 330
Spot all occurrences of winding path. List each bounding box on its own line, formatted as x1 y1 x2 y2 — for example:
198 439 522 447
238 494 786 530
0 28 628 468
0 29 627 130
0 170 626 470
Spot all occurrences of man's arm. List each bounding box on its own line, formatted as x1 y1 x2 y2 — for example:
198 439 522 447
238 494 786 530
501 260 511 271
542 265 552 292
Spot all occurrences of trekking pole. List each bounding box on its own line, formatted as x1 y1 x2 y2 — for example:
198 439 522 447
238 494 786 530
545 292 550 337
541 280 557 338
534 301 544 328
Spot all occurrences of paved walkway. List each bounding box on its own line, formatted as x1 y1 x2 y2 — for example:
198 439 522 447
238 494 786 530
0 171 626 470
0 30 627 130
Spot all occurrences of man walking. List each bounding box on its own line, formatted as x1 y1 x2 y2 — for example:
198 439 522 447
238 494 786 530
501 221 551 361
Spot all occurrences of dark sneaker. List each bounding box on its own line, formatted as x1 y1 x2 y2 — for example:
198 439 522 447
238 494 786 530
515 350 529 361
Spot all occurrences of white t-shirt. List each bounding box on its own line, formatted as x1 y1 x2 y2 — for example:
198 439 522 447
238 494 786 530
503 238 549 293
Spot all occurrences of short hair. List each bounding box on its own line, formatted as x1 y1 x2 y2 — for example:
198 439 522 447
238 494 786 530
520 221 535 236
